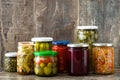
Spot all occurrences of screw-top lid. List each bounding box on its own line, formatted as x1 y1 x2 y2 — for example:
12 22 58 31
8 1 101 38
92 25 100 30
18 42 33 46
31 37 53 42
5 52 17 57
92 43 113 46
52 40 69 45
34 51 57 56
67 43 89 47
76 26 98 29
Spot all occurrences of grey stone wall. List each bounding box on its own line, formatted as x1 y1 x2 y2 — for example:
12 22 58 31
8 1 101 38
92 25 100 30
0 0 120 69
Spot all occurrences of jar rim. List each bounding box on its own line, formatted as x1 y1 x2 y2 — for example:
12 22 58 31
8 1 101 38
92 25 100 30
5 52 17 57
31 37 53 42
76 26 98 29
18 42 34 46
92 43 113 46
67 43 89 47
34 51 57 56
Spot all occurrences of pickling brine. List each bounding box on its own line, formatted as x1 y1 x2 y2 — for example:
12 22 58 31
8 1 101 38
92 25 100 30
92 43 114 74
17 42 34 75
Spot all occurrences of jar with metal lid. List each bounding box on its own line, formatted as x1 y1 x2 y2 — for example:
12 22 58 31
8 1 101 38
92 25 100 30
34 51 57 76
31 37 53 52
52 40 69 73
17 42 34 75
67 43 89 76
4 52 17 72
76 26 98 44
92 43 114 74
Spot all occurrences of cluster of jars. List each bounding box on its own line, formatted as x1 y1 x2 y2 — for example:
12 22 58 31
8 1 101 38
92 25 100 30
76 26 114 75
4 26 114 76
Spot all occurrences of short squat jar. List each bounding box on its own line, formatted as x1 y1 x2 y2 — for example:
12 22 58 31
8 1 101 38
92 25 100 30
92 43 114 74
67 43 89 76
31 37 53 52
34 51 57 76
4 52 17 72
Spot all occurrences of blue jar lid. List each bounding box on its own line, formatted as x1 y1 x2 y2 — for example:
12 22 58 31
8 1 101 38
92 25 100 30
52 40 69 45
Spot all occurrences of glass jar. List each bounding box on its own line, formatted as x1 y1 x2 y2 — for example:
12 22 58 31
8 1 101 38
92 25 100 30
34 51 57 76
17 42 34 75
52 40 69 73
31 37 53 52
76 26 98 44
4 52 17 72
92 43 114 74
67 43 89 76
76 26 98 73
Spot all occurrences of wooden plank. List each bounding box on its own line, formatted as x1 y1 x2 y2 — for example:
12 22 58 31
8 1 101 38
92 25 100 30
34 0 78 42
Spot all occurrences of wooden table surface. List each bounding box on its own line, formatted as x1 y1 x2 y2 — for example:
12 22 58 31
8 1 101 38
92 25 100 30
0 69 120 80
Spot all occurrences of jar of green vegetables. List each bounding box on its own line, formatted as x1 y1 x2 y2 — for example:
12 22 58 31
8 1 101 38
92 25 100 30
4 52 17 72
31 37 53 52
76 26 98 44
17 42 34 75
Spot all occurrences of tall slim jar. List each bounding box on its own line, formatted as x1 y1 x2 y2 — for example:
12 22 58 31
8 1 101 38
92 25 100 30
17 42 34 75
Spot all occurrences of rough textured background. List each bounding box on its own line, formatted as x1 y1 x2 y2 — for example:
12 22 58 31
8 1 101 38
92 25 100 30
0 0 120 70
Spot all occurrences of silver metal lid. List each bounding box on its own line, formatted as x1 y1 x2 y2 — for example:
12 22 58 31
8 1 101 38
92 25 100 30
67 43 89 47
92 43 113 46
76 26 98 29
5 52 17 57
31 37 53 42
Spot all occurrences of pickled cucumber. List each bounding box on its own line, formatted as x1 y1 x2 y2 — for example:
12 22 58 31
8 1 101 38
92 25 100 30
35 42 40 51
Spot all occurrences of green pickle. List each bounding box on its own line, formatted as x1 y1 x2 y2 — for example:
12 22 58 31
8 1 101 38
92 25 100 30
35 42 40 51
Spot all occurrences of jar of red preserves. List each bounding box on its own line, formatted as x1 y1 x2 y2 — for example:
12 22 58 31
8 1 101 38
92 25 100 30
92 43 114 74
52 40 69 73
67 43 89 76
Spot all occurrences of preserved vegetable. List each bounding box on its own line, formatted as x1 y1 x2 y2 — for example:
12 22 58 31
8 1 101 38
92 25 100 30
34 51 57 76
52 40 69 73
31 37 53 52
17 42 34 75
76 26 98 44
92 43 114 74
4 52 17 72
67 43 89 76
